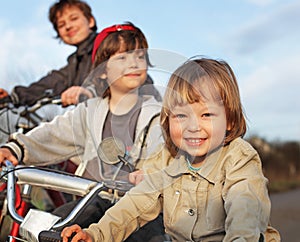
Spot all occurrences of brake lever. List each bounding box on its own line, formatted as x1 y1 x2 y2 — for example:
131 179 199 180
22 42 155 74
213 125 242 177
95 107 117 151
117 155 135 172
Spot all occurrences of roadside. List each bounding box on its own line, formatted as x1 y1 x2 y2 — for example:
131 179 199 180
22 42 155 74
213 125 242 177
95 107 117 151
270 188 300 241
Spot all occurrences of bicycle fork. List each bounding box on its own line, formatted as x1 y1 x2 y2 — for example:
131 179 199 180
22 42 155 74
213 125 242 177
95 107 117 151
7 183 31 241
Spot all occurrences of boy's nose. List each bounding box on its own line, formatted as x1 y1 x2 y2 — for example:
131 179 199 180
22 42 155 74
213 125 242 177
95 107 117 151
65 21 72 30
187 118 201 132
188 124 201 132
128 55 138 68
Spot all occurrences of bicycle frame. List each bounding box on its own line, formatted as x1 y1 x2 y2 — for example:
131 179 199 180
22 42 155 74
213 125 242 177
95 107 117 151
1 183 29 242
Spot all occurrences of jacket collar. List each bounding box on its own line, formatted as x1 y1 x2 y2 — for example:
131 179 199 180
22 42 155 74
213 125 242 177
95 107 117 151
164 146 225 184
76 31 97 57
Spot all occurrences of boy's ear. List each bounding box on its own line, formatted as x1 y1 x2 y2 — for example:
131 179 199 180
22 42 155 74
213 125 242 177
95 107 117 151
89 17 96 29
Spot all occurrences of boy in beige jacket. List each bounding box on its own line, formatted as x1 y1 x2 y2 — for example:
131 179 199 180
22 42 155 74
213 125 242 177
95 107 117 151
62 57 280 241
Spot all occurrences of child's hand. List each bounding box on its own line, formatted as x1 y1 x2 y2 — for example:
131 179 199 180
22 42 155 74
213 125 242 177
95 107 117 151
0 88 9 99
61 224 93 242
0 148 19 167
129 169 144 185
61 86 92 106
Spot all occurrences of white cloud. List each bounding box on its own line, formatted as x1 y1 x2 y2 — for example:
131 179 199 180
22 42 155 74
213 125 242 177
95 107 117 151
230 1 300 54
0 21 73 91
241 53 300 99
239 54 300 141
220 1 300 141
0 1 76 91
1 0 298 142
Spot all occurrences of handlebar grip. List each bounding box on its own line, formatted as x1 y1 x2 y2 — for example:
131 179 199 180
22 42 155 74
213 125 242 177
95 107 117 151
78 93 89 103
39 230 76 242
0 95 12 106
38 230 62 242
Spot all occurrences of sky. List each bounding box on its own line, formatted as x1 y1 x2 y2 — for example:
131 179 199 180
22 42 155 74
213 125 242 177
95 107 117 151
0 0 299 142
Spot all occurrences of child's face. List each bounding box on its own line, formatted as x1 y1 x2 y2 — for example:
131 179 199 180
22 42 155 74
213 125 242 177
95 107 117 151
56 6 94 45
104 49 148 94
169 99 228 160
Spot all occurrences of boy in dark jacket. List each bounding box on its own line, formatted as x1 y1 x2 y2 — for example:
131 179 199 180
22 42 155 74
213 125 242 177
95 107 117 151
0 0 160 144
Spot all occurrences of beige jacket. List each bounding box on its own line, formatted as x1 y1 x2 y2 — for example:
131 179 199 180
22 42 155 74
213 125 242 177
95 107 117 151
85 138 279 241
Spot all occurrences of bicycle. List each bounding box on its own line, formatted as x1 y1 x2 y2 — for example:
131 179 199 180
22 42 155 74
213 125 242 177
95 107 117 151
0 136 139 241
0 92 67 141
0 94 78 241
1 160 132 242
0 103 167 241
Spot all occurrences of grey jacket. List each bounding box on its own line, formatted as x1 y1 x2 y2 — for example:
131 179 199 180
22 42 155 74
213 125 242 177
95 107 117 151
5 96 163 180
10 32 97 106
9 29 161 106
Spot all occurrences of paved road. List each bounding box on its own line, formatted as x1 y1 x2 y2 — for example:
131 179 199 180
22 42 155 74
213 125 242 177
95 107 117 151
270 188 300 241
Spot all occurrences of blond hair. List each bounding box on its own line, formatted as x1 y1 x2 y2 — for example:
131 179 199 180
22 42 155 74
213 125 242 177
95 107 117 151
161 57 247 157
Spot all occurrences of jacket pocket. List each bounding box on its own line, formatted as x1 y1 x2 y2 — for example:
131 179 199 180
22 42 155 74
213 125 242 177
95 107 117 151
206 181 225 231
163 182 181 227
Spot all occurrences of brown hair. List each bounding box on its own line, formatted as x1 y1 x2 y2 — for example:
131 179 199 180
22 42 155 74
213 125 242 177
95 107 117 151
161 57 247 157
91 22 152 98
49 0 97 38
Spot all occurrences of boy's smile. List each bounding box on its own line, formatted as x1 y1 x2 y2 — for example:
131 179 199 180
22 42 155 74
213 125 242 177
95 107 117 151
169 100 228 163
105 49 147 94
57 6 94 45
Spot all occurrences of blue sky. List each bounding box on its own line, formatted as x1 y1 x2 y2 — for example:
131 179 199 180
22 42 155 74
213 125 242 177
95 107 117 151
0 0 299 142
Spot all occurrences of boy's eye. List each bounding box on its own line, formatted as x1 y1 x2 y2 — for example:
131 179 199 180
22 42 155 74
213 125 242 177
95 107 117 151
115 55 126 60
177 114 186 118
202 113 213 118
57 22 65 29
138 54 146 59
171 113 186 120
57 15 79 29
70 16 79 21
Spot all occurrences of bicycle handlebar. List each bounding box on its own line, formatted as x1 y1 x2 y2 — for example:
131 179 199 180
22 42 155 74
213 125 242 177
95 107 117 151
0 96 13 109
15 165 98 196
1 161 133 228
19 96 62 117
